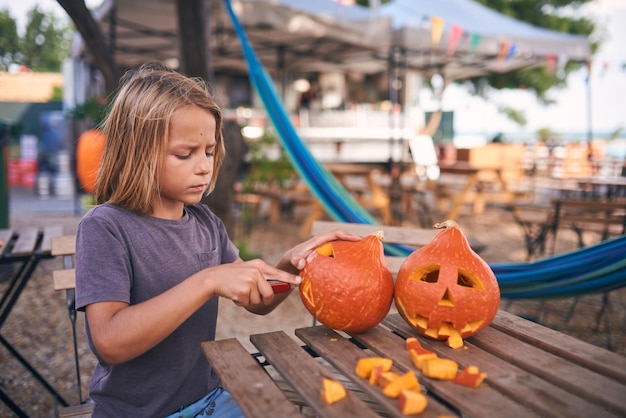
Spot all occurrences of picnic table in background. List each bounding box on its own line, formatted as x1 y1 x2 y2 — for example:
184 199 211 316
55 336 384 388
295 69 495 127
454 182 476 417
430 162 530 220
0 225 67 417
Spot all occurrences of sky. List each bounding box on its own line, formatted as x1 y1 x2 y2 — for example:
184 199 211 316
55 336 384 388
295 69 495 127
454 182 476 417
1 0 624 140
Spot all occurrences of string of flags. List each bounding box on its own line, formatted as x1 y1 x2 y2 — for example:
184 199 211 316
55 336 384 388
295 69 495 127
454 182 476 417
423 14 626 79
422 14 515 64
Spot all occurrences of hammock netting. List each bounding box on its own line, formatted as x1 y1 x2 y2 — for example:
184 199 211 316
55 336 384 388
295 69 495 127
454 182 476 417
223 0 626 300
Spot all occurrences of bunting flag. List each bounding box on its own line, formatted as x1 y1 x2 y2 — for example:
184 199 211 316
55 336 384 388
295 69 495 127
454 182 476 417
446 24 464 56
505 43 517 60
601 60 610 77
584 59 592 84
497 41 509 64
468 33 481 57
546 53 557 74
430 16 444 48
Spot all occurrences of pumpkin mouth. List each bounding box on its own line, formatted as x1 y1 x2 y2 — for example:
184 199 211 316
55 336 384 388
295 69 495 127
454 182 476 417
401 312 485 339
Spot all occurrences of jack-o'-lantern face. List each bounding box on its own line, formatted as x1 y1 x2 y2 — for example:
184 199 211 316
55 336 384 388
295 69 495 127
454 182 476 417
394 221 500 340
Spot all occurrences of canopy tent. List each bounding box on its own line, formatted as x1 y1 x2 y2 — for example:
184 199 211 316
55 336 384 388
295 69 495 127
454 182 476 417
71 0 391 76
223 0 625 300
69 0 592 104
379 0 591 79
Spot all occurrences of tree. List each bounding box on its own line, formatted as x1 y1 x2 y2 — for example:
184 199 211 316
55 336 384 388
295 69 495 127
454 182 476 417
0 9 20 71
0 6 73 73
418 0 599 135
56 0 119 93
21 6 73 72
471 0 598 104
57 0 243 230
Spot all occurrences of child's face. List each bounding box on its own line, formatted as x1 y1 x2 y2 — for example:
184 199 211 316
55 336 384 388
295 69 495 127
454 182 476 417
153 105 217 219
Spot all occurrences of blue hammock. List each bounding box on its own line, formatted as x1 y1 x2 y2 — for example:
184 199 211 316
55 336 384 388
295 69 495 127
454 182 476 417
223 0 626 299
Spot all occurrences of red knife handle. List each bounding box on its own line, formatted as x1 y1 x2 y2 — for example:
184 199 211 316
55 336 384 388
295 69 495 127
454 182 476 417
270 281 292 294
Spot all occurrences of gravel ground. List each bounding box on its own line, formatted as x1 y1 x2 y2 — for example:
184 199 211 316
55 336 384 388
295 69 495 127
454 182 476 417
1 187 624 417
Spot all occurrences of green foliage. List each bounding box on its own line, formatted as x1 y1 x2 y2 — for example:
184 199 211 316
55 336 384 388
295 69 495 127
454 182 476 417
241 129 296 192
497 105 527 128
0 5 72 73
0 9 20 70
22 6 73 72
234 238 259 261
51 85 64 101
471 0 599 103
536 127 560 142
66 96 109 126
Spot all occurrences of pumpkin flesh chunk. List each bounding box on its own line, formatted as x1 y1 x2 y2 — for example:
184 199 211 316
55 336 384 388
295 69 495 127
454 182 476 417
321 377 346 404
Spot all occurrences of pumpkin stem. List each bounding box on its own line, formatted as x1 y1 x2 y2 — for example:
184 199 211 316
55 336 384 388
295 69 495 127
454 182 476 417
372 230 385 241
433 220 458 230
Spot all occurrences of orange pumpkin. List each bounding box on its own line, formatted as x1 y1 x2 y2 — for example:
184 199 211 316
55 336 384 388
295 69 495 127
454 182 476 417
394 220 500 340
76 128 105 193
299 233 394 333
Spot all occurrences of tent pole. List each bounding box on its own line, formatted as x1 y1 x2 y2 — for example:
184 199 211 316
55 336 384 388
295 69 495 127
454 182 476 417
586 61 593 145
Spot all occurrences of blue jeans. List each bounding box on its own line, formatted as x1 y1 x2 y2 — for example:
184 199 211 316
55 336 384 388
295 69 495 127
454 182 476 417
165 387 244 418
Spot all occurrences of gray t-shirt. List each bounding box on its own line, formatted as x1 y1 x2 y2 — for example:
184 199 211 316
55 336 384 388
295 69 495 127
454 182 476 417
75 203 239 417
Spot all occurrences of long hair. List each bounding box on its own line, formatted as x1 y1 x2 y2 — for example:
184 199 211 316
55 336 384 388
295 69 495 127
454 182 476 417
93 63 224 215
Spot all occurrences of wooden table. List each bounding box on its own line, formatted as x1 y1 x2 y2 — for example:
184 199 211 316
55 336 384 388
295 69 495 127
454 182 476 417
202 310 626 418
433 162 525 220
325 163 393 224
0 225 67 416
295 163 395 237
575 176 626 199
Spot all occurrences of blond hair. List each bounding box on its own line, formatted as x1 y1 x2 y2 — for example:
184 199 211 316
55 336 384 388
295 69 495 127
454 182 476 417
93 63 224 215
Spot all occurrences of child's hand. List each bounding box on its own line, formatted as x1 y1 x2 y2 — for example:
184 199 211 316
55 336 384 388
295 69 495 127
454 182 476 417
210 259 300 307
279 229 362 274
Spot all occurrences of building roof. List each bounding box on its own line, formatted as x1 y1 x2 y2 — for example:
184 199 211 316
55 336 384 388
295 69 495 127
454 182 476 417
0 72 64 103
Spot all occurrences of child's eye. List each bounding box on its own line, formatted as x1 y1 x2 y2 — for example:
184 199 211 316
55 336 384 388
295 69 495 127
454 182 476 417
176 153 191 159
205 151 215 158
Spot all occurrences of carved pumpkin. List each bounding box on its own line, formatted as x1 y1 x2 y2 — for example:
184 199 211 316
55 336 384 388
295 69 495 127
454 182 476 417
394 220 500 340
299 233 394 333
76 128 105 193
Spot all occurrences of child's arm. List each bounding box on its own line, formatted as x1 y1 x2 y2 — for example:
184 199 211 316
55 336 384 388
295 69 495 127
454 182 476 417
85 259 301 364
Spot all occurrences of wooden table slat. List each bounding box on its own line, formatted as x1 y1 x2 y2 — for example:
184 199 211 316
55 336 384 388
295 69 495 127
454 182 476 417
383 314 621 418
492 310 626 384
294 326 455 418
346 323 535 418
469 325 626 416
250 331 380 418
51 235 76 256
200 338 301 418
40 225 64 254
10 226 38 257
53 269 76 291
0 229 14 257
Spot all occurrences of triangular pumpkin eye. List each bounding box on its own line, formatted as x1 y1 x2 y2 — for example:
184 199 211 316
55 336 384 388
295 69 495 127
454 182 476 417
409 264 440 283
457 267 485 290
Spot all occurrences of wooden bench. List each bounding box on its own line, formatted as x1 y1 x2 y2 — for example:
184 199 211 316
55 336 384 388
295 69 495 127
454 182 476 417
50 235 94 418
510 198 626 259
